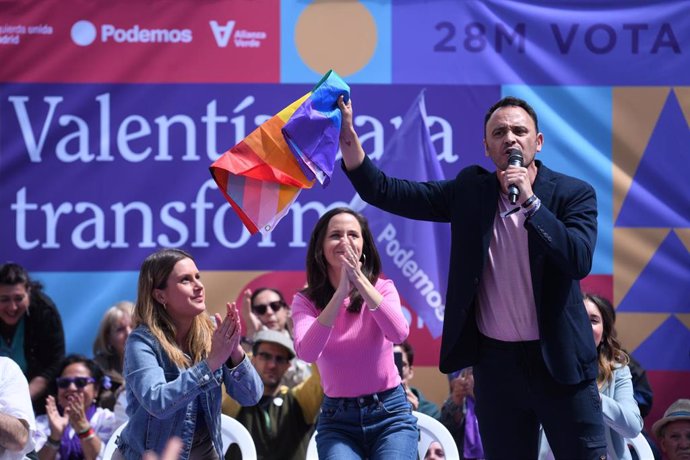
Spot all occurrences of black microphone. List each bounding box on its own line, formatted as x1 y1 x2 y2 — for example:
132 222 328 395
507 148 523 205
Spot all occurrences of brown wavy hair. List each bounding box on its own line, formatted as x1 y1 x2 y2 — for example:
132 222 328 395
133 249 214 368
584 293 629 389
302 208 381 313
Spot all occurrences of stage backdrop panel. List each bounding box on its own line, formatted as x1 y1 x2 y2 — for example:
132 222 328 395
1 1 688 435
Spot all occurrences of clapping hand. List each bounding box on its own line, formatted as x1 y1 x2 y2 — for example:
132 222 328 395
208 302 244 371
45 395 69 440
340 237 363 285
65 391 90 432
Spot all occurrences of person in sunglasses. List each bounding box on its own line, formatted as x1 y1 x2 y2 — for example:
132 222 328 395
241 288 311 388
34 354 118 460
223 329 323 460
291 207 418 459
241 288 292 339
115 248 262 460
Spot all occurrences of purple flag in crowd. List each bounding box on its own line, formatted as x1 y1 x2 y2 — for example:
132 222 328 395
352 90 451 338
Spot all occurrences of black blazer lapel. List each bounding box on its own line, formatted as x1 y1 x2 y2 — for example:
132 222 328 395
528 163 556 312
479 174 499 254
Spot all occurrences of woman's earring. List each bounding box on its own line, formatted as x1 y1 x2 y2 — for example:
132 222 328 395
360 253 367 266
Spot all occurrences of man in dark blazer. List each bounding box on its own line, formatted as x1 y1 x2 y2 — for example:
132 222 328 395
337 95 607 459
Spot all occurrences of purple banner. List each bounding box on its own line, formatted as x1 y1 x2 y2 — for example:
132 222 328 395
1 83 498 271
392 1 690 85
355 91 450 338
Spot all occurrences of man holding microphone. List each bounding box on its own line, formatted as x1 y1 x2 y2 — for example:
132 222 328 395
337 95 605 459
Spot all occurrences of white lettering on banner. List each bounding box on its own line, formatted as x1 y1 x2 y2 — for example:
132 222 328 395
1 23 53 46
5 92 457 165
11 180 351 251
377 223 445 321
209 20 235 47
101 24 192 44
209 20 267 48
4 89 456 252
11 180 240 250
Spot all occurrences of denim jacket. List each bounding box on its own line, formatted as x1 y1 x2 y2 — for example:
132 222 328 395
117 325 262 460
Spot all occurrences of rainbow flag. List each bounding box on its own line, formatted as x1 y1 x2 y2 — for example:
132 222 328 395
283 70 350 186
210 70 349 234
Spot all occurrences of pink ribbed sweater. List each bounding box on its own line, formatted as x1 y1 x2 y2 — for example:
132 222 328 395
291 278 409 398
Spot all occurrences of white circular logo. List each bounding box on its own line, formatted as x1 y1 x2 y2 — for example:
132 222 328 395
71 20 97 46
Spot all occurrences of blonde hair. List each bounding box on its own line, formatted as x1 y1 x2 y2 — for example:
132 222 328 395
134 249 214 367
93 301 134 372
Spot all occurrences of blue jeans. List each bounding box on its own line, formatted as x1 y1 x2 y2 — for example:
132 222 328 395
316 385 419 460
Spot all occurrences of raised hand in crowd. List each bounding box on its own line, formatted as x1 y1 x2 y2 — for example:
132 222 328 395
240 289 262 339
450 368 475 406
44 396 69 442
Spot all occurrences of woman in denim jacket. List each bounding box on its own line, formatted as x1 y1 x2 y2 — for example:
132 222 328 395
539 294 642 460
115 248 262 460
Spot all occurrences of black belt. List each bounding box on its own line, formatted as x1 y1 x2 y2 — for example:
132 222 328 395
480 333 540 351
325 385 399 406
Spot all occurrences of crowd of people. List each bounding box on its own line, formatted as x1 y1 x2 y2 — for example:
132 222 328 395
1 95 687 460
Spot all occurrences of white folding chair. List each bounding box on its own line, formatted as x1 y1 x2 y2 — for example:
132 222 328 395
221 414 257 460
627 432 655 460
103 416 255 460
305 411 460 459
102 421 127 460
306 430 318 459
414 411 460 460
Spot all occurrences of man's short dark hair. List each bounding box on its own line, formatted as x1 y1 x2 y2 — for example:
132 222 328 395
397 341 414 367
484 96 540 136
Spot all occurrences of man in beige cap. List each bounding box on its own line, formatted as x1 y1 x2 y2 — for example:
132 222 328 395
653 399 690 460
223 329 322 460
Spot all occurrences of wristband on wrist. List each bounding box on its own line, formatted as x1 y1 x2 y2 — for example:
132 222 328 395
521 194 537 208
523 197 542 219
46 436 61 449
81 432 97 441
77 427 95 439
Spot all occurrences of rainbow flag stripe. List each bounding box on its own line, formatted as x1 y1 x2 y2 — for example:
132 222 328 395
210 70 349 234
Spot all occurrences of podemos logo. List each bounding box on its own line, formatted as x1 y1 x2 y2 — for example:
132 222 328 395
70 20 192 46
71 21 97 46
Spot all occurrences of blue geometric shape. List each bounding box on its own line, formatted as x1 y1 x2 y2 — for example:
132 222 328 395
633 316 690 372
616 90 690 227
504 85 613 275
618 231 690 313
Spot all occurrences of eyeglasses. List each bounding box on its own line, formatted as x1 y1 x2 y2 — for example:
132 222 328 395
255 351 290 365
251 300 286 316
56 377 96 389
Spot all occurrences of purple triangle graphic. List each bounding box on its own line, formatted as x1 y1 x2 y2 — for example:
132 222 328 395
616 91 690 227
618 231 690 313
632 316 690 371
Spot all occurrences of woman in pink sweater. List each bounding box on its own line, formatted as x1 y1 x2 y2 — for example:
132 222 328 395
291 207 419 459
